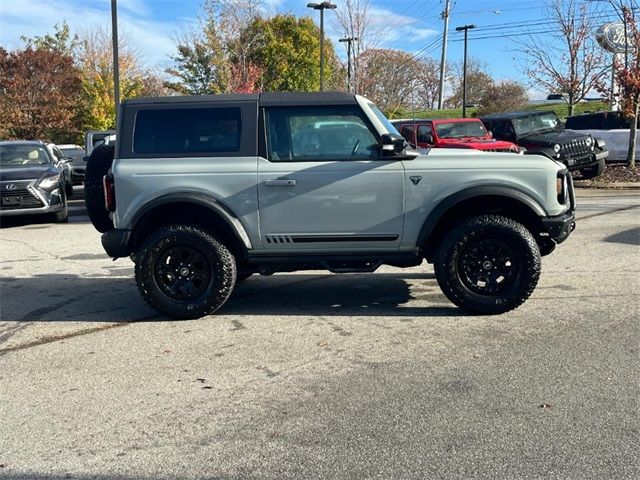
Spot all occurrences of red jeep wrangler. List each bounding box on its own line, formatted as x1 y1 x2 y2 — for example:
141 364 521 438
392 118 519 153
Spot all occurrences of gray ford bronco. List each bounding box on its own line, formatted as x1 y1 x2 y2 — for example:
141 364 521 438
85 92 575 319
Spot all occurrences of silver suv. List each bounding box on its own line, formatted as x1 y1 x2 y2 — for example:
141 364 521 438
86 92 575 319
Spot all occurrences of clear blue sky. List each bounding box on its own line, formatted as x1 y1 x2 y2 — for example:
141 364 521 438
0 0 624 98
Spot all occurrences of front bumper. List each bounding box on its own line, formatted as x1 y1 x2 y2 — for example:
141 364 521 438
102 229 132 258
0 185 66 217
542 211 576 244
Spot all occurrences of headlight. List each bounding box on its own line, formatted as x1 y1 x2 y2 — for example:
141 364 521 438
553 144 561 153
585 137 592 147
37 173 60 191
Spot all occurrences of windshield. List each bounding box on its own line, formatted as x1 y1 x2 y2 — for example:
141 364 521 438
368 103 401 135
435 121 487 139
513 112 562 136
0 145 51 167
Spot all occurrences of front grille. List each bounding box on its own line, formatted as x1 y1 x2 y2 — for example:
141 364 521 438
0 180 44 210
561 138 591 157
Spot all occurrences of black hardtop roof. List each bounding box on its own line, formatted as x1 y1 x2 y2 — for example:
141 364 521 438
481 110 560 120
123 91 357 107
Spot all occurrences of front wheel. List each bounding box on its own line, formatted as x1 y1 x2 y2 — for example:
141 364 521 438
579 158 605 179
135 224 237 319
434 215 541 315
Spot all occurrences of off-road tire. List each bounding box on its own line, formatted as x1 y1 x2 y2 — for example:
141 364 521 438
135 224 237 319
579 157 605 179
434 215 541 315
84 144 114 233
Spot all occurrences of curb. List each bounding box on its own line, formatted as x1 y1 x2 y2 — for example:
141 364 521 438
573 181 640 190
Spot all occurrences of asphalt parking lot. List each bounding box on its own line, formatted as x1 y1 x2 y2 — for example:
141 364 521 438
0 188 638 480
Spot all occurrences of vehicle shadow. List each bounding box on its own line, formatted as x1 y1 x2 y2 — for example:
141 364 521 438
0 271 460 322
604 226 640 246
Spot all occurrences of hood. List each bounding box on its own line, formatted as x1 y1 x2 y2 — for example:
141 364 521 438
520 129 590 147
438 137 517 150
0 165 58 182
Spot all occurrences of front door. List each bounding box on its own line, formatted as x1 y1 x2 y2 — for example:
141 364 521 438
257 105 405 251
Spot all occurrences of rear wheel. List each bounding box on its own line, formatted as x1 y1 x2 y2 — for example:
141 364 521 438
84 144 114 233
434 215 541 315
135 224 237 319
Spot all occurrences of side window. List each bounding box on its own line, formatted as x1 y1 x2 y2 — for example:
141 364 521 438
265 106 379 161
401 125 415 144
133 107 241 155
492 121 514 138
417 125 432 143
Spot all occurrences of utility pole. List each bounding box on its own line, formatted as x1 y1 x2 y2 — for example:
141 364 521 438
456 24 476 118
437 0 451 109
308 2 337 91
111 0 120 124
339 37 358 92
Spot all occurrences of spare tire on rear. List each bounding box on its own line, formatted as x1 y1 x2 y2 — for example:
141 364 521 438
85 144 115 233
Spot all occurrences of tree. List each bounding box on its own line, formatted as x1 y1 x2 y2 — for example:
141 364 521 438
446 59 493 109
77 28 150 130
21 21 81 59
333 0 375 93
615 6 640 168
414 58 441 110
165 0 263 95
476 80 529 116
0 47 82 140
357 48 423 116
518 0 608 116
246 15 339 92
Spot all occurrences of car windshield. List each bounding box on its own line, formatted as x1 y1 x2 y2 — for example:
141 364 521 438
435 121 487 138
368 103 401 135
513 112 562 136
0 145 51 167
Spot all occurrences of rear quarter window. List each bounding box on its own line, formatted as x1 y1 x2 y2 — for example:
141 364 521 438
133 107 242 155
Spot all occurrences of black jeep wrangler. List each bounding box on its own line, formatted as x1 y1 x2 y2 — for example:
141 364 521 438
481 110 609 179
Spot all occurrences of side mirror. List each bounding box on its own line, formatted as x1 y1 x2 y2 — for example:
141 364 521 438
380 133 407 156
488 131 493 138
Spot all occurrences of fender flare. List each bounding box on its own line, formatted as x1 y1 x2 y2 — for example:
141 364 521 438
417 186 547 247
130 192 253 249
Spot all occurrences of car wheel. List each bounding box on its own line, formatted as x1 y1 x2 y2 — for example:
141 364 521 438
65 181 74 198
84 144 114 233
579 158 605 179
134 224 237 319
434 215 541 315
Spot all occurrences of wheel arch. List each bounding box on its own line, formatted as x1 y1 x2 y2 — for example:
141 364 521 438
129 193 252 260
418 187 547 261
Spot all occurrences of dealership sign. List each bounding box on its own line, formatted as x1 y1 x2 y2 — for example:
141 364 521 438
596 22 627 53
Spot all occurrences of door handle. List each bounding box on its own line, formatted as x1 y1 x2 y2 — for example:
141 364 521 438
265 179 297 187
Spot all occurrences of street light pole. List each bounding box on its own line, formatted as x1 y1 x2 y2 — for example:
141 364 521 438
339 37 358 92
111 0 120 124
307 2 337 91
455 24 476 118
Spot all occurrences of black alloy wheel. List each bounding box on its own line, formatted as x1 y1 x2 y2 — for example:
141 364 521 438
458 238 518 295
155 245 212 301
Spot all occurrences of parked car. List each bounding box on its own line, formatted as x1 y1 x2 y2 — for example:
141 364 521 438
481 110 609 178
84 92 575 319
0 140 68 222
57 144 87 185
391 118 520 153
45 143 74 197
84 130 115 158
565 111 638 162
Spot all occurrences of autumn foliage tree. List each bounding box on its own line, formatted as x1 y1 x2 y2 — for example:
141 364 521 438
615 6 640 168
0 47 82 140
518 0 607 116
